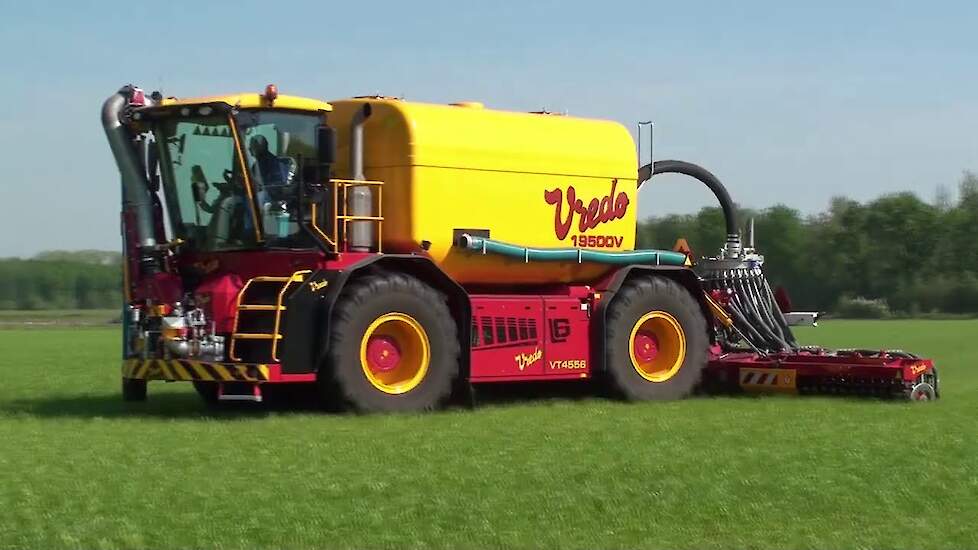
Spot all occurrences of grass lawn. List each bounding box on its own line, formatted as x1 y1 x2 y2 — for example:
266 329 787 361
0 320 975 549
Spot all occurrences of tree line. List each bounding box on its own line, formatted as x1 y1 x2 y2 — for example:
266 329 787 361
638 171 978 315
0 251 120 310
2 172 976 315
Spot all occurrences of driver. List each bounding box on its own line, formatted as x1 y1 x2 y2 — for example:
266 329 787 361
247 135 289 188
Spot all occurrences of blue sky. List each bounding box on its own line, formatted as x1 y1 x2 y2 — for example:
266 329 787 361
0 0 975 256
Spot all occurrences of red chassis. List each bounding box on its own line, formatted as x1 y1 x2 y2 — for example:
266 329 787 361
126 248 938 401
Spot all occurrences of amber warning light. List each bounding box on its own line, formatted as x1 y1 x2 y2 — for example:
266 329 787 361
264 84 278 103
129 87 146 106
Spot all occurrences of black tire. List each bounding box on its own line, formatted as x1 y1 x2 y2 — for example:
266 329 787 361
603 276 709 400
122 377 147 402
320 273 460 413
193 381 220 405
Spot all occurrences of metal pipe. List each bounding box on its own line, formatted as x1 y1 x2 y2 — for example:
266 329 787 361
101 85 158 253
347 103 373 251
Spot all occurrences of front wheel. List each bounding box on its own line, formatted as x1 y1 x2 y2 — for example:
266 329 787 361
603 276 709 400
193 381 220 405
320 273 460 413
122 377 147 402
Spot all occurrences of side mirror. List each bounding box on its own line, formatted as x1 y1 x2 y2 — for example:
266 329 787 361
317 126 336 165
299 165 321 197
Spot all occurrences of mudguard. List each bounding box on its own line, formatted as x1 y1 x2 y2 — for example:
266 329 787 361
280 255 471 376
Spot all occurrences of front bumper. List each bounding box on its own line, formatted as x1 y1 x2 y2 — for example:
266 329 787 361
122 358 271 382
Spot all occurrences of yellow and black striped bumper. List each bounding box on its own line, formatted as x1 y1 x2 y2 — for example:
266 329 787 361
739 367 797 393
122 359 271 382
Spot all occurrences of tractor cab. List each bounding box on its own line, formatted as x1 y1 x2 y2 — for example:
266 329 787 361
132 88 339 256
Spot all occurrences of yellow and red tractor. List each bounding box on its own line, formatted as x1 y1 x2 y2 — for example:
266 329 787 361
102 84 938 411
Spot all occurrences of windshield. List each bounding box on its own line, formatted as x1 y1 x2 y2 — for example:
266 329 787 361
154 110 323 251
156 115 258 251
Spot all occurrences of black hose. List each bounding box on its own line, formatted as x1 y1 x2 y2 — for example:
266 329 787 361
747 274 787 344
764 278 798 347
727 301 768 348
732 270 794 352
642 160 738 239
733 277 786 350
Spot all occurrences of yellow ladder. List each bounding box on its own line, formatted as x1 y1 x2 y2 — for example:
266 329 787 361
229 271 310 363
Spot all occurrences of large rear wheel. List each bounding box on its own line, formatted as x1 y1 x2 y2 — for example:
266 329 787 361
603 276 708 400
320 273 460 412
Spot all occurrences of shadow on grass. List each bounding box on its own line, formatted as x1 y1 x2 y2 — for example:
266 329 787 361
3 381 617 419
0 388 326 420
471 379 611 408
2 381 767 420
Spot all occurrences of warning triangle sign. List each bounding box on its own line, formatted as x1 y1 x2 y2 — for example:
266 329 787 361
672 238 693 255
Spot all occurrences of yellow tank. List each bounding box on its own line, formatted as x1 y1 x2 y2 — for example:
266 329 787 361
327 98 638 284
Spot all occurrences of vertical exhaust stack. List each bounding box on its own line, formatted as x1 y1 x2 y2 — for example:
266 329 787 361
347 103 373 251
102 85 159 271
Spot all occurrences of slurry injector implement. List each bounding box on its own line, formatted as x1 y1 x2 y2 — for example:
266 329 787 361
103 84 938 410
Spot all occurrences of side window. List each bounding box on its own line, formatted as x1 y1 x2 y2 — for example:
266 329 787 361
237 112 318 245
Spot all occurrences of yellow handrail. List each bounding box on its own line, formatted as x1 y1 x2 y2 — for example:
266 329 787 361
322 178 384 253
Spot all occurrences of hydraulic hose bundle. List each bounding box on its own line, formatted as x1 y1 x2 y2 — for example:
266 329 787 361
698 262 798 354
641 159 796 354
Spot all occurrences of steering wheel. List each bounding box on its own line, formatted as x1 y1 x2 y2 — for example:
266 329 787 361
211 169 235 193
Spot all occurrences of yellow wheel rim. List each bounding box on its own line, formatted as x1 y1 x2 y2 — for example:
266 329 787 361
628 311 686 382
359 312 430 394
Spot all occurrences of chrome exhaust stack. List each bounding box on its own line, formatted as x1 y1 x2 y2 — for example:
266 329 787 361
347 103 373 251
101 85 160 271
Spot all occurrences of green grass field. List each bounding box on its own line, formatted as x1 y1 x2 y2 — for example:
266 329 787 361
0 320 975 549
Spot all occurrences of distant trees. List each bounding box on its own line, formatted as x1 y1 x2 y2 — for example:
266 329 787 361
31 250 121 265
638 171 978 314
0 252 119 310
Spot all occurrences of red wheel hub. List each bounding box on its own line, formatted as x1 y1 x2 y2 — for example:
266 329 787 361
366 335 401 373
633 331 659 363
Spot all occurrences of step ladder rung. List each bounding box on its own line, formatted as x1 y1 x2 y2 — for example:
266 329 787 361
238 304 285 311
231 333 283 340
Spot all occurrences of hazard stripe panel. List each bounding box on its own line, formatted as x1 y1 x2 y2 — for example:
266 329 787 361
122 359 270 382
739 367 797 393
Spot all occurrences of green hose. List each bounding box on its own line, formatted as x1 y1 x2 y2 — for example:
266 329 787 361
458 234 688 266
